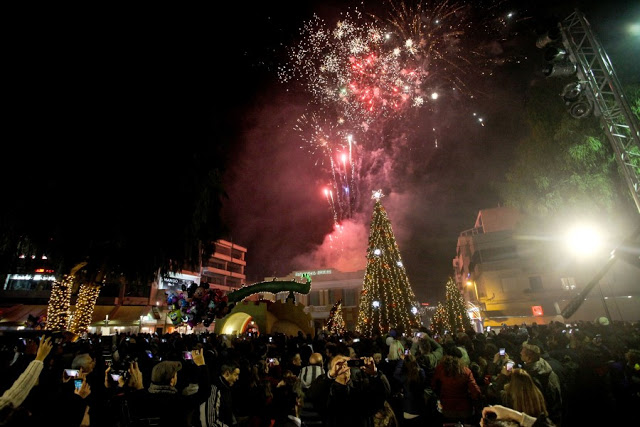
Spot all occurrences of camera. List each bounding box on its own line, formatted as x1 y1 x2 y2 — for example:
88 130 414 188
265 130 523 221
499 348 505 356
404 349 410 356
347 358 364 368
352 338 360 343
145 350 153 358
268 358 276 364
74 379 83 391
506 361 515 371
183 351 193 360
483 410 497 422
110 372 123 382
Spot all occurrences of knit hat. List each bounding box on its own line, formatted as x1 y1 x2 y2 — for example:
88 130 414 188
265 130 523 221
151 361 182 385
522 341 541 355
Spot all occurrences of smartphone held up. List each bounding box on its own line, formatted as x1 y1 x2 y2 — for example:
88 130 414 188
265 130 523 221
65 369 80 378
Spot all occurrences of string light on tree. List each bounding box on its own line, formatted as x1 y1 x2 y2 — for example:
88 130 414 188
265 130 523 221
356 189 421 337
326 299 346 335
430 302 448 336
45 275 74 331
436 277 473 335
68 283 101 335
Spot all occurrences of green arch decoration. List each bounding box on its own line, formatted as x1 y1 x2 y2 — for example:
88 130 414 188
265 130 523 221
226 274 312 303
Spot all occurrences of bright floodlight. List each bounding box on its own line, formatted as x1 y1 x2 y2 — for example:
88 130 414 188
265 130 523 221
431 92 438 100
565 224 603 257
373 300 380 308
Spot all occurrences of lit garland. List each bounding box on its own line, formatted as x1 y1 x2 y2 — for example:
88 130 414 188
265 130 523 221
326 299 346 335
45 275 74 331
356 190 421 337
68 283 101 335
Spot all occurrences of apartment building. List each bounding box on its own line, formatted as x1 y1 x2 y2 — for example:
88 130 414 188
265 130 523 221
453 206 640 329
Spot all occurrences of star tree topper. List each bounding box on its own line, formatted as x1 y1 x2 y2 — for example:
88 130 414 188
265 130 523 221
372 189 384 201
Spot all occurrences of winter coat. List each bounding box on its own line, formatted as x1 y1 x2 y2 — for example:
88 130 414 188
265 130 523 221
523 358 563 426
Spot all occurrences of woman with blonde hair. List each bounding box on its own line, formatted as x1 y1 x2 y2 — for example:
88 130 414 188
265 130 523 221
503 368 548 418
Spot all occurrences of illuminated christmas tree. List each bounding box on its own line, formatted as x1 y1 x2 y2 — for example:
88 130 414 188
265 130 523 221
356 190 421 337
430 302 448 336
326 299 346 335
443 277 473 333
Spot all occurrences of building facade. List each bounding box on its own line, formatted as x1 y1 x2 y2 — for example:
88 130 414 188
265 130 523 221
453 206 640 330
0 239 248 334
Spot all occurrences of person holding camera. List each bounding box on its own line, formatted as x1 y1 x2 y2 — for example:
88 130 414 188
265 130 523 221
309 355 390 426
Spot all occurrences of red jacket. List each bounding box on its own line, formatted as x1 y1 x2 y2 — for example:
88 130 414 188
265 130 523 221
432 363 481 415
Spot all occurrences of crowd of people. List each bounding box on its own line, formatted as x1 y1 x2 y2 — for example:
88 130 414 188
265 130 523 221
0 318 639 426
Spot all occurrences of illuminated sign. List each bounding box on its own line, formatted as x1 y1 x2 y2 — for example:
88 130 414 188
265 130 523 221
532 306 544 316
294 269 332 276
8 274 56 281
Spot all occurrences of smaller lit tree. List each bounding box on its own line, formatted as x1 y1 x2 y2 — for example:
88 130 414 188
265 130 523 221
444 277 473 333
326 299 346 335
430 302 448 336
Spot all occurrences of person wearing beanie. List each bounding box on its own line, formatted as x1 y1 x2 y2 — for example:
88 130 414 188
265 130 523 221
125 349 211 427
520 341 563 427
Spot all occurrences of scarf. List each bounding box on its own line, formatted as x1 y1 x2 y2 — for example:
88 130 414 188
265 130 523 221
148 383 178 394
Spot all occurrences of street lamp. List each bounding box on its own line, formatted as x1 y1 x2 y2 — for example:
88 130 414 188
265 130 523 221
563 223 611 320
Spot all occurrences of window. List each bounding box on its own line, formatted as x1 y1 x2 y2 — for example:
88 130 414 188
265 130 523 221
309 291 320 306
529 276 543 292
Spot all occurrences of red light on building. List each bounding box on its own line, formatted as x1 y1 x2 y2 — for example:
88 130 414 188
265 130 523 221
532 306 544 316
421 302 430 306
35 268 45 273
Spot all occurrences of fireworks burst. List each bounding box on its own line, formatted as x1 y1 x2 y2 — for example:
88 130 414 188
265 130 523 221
278 9 427 129
374 0 517 95
281 0 521 227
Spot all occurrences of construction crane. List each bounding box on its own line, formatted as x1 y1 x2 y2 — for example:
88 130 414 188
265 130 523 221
536 9 640 319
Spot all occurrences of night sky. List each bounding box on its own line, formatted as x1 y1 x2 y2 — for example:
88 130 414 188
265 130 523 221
5 1 638 302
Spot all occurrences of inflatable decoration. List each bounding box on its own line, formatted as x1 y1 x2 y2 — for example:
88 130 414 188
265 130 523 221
164 273 313 328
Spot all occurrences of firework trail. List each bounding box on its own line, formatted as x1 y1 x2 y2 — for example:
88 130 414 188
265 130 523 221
296 110 362 223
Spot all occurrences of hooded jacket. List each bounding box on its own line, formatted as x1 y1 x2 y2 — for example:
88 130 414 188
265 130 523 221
523 358 563 426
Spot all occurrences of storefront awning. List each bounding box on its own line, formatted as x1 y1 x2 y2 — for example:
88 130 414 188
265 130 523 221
102 305 150 325
0 304 48 326
89 305 118 324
